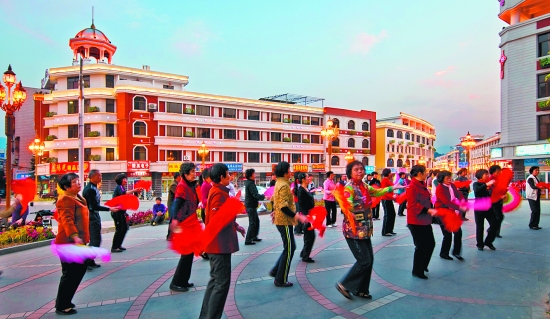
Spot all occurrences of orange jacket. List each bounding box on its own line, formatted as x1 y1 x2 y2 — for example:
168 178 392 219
55 194 90 244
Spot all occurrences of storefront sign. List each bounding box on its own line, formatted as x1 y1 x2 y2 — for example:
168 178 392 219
293 164 308 172
490 148 503 158
458 162 468 168
364 166 375 173
196 163 214 172
168 162 181 173
312 164 325 172
226 163 243 172
127 161 150 172
128 171 150 177
50 162 90 175
524 158 549 166
515 144 550 157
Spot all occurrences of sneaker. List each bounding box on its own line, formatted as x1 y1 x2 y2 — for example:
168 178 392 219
274 280 293 287
326 224 333 228
332 223 337 227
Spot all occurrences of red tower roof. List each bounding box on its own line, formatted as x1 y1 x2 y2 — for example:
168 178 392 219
69 23 117 64
74 23 112 43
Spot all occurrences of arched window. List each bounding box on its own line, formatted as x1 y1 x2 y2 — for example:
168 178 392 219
387 129 394 137
391 145 395 152
362 157 369 166
397 159 403 167
133 96 146 111
387 145 390 152
331 118 340 128
348 138 355 148
387 158 394 167
362 139 369 149
348 120 355 130
134 146 147 160
331 156 340 166
405 132 410 140
362 122 369 131
397 131 403 139
134 121 146 136
332 138 340 147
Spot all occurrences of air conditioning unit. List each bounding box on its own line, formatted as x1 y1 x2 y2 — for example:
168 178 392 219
148 103 157 111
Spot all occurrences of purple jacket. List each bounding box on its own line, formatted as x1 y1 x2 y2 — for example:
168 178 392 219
323 179 336 201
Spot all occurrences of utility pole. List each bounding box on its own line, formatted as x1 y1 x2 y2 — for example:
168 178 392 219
78 58 84 188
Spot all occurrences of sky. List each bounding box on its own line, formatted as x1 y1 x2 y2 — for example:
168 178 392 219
0 0 507 152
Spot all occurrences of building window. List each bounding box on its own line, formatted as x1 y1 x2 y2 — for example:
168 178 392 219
271 132 281 142
362 139 369 149
387 158 394 167
249 152 260 163
249 131 260 141
106 75 115 88
106 148 115 161
348 138 355 148
84 148 91 161
68 149 79 161
292 115 301 124
196 105 210 116
106 99 115 113
332 118 340 128
362 122 369 131
538 73 550 98
197 128 210 139
134 96 146 111
311 117 320 126
310 135 320 144
106 124 115 137
538 114 550 140
292 154 301 163
422 137 425 143
224 152 236 162
387 129 394 137
271 153 281 163
166 102 183 114
292 134 301 143
331 156 339 166
68 125 78 138
134 121 147 136
416 135 420 143
332 138 340 147
397 131 403 139
311 154 321 163
167 150 182 161
397 159 403 167
348 120 355 130
405 132 410 140
166 125 182 137
223 108 236 119
67 75 89 89
68 100 78 114
248 111 260 121
271 113 281 122
134 146 147 160
538 32 550 58
84 124 91 137
362 157 369 166
224 129 236 139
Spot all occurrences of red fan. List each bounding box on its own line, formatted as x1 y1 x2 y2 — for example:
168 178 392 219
170 216 205 256
434 208 463 233
394 192 407 205
536 182 550 190
491 168 513 203
105 194 140 211
134 180 152 191
12 178 36 214
333 184 357 235
503 187 521 213
453 180 472 189
306 207 327 237
201 197 245 250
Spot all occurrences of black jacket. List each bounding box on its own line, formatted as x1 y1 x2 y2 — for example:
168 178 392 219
83 182 109 221
297 186 314 215
244 179 265 208
369 178 381 187
473 181 492 213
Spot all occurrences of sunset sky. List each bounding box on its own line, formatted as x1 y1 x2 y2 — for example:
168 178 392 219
0 0 507 151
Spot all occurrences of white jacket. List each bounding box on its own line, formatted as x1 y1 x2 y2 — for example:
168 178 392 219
525 175 540 201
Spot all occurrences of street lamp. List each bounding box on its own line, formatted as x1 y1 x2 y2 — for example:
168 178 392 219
29 138 45 200
320 118 340 171
344 151 354 164
0 65 26 207
418 156 426 166
197 141 209 168
461 131 476 177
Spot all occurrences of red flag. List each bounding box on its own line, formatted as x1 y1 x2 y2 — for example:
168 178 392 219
491 168 513 203
306 207 327 237
12 178 36 214
105 194 140 211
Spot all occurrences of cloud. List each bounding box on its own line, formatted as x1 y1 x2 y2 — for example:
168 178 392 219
172 21 214 56
468 94 480 99
350 30 387 54
435 66 455 76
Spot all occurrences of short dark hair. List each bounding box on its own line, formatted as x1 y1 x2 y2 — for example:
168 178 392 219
399 172 406 178
173 172 181 180
210 163 229 183
431 169 440 177
293 172 307 196
275 161 290 178
457 168 467 175
436 170 452 184
529 166 540 174
475 169 488 180
410 165 426 177
245 168 255 179
372 172 378 176
366 173 372 177
346 161 363 179
201 168 210 180
489 165 501 175
155 197 162 201
58 173 79 191
88 169 100 179
381 168 392 177
326 171 334 178
180 162 196 176
115 174 127 185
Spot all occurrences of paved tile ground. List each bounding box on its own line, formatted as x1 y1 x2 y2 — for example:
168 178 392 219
1 200 549 319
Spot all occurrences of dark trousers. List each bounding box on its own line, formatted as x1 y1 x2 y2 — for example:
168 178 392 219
272 225 296 284
111 211 128 249
398 200 407 216
474 211 497 248
372 203 380 219
300 223 316 260
340 238 373 294
245 207 260 243
460 191 469 218
381 200 396 234
151 214 165 225
88 212 101 247
199 254 231 319
172 253 194 286
408 224 435 275
55 262 87 310
439 225 462 256
528 199 541 228
325 200 337 225
492 201 504 236
294 221 304 234
166 215 173 239
200 208 206 223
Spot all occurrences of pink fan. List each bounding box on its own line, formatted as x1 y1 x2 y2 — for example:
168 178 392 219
503 187 521 213
264 186 275 199
51 243 111 264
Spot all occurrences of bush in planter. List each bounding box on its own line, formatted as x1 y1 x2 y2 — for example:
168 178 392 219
398 154 404 158
46 157 58 163
302 138 310 143
88 131 100 137
184 131 194 137
348 130 357 135
283 137 291 142
398 141 404 145
45 111 57 117
184 108 195 114
362 131 370 137
332 147 340 153
45 135 57 141
362 149 370 154
419 143 425 148
302 119 310 124
428 146 432 150
407 155 414 159
128 210 154 226
389 140 395 144
283 118 291 123
407 142 414 145
87 106 100 112
0 226 55 248
389 154 395 158
90 155 101 161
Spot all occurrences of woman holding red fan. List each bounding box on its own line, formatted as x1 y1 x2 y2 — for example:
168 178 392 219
111 174 142 253
473 169 497 250
295 173 316 263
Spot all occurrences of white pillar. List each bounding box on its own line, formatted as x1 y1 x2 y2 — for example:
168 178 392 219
511 9 521 25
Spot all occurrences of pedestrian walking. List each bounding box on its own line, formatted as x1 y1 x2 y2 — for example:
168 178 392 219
295 173 316 263
244 168 265 245
473 169 497 250
380 169 397 236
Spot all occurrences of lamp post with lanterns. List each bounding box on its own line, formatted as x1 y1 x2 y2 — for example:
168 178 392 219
461 131 477 177
0 65 27 207
418 156 427 166
344 151 354 164
198 141 209 168
321 118 340 171
29 138 45 200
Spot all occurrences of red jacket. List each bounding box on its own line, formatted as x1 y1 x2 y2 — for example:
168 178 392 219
204 183 240 254
380 177 394 200
406 178 432 225
434 183 463 210
55 195 90 244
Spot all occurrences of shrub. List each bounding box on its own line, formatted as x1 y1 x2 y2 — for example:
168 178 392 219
0 226 55 248
302 119 310 124
363 131 370 137
302 138 310 143
128 210 154 226
184 131 194 137
283 137 291 142
88 131 100 137
283 118 290 123
90 155 101 161
87 106 100 112
348 130 356 135
184 108 195 114
46 135 57 141
46 157 58 163
389 140 395 144
45 111 57 117
362 149 370 154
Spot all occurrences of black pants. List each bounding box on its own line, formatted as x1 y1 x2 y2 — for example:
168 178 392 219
398 200 407 216
492 201 504 236
340 238 374 294
245 207 260 243
460 191 469 218
172 253 194 286
381 200 396 234
300 223 316 260
88 212 101 247
439 224 462 256
528 199 541 228
325 200 337 225
200 208 206 223
372 203 380 219
474 211 497 248
199 254 231 319
272 225 296 284
111 211 128 249
55 262 87 311
408 224 435 275
151 214 165 225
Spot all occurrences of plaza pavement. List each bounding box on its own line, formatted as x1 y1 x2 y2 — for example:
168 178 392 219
1 201 549 319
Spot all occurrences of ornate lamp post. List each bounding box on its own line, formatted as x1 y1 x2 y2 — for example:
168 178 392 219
197 141 209 168
461 131 476 177
0 65 26 207
29 138 45 200
344 151 354 164
418 156 427 166
320 118 340 171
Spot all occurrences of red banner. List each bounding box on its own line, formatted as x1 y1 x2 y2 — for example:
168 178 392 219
127 161 150 172
50 162 90 175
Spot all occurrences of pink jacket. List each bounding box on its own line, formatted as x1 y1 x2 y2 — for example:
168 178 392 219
323 178 336 201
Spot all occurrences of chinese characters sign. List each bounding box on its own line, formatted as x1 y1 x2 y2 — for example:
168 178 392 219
127 161 150 172
311 164 325 172
293 164 308 172
168 162 181 173
50 162 90 175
